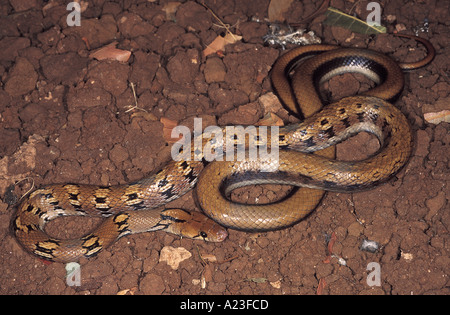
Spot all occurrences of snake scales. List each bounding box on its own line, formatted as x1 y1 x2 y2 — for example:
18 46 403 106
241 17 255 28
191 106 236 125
12 34 434 263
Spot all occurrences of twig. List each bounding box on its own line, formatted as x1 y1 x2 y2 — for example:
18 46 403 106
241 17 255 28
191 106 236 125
16 177 35 202
195 245 238 265
199 1 238 42
124 82 147 113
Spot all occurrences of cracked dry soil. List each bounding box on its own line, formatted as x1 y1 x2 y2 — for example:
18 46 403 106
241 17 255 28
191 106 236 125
0 0 448 295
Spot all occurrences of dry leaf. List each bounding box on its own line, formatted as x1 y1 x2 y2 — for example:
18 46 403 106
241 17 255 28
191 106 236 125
324 7 387 34
423 97 450 124
159 246 192 270
117 287 137 295
89 42 131 62
424 110 450 124
395 24 407 32
200 275 207 289
203 33 242 57
270 280 282 289
200 253 218 263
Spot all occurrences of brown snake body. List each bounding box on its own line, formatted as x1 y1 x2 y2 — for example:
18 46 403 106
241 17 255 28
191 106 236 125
12 34 435 262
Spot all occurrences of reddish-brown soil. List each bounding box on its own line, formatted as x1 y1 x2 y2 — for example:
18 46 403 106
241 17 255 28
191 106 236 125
0 0 448 295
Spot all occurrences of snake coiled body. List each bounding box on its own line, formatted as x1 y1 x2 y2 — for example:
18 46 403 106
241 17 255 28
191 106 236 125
12 34 434 262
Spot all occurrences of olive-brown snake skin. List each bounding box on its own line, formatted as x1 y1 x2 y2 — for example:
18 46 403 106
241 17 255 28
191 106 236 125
12 34 435 262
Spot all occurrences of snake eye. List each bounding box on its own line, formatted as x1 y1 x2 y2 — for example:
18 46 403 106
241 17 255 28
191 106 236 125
199 231 208 239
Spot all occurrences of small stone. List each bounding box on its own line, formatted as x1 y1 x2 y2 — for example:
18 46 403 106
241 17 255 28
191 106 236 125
9 0 38 12
109 144 129 165
347 221 364 237
4 58 37 96
204 57 226 83
415 129 430 157
425 191 446 221
139 273 165 294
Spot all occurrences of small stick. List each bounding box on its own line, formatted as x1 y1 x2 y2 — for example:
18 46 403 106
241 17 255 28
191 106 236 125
124 82 147 113
199 1 238 42
16 177 35 202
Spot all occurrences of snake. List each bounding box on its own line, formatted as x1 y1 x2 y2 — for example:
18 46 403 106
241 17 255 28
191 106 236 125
11 34 435 263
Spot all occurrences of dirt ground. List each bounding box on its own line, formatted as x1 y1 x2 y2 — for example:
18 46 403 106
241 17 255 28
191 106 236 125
0 0 448 295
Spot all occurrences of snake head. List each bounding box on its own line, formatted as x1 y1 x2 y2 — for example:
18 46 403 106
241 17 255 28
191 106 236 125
162 209 228 242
